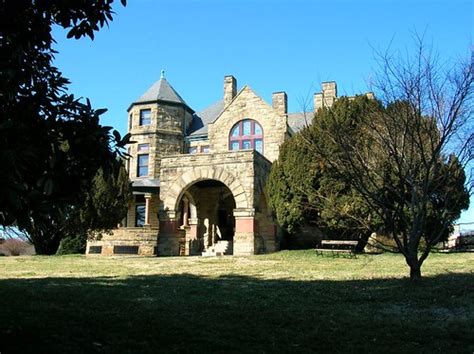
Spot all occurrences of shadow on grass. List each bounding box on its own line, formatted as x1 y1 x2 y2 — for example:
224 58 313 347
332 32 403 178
0 272 473 353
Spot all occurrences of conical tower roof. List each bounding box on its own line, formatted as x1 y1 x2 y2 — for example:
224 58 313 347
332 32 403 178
132 71 192 111
135 78 187 105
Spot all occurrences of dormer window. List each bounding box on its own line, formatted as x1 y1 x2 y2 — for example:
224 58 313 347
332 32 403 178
229 119 263 154
139 109 151 126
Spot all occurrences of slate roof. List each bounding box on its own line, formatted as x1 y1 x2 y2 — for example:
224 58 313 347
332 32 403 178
287 112 314 132
188 99 224 136
131 178 160 188
134 78 190 108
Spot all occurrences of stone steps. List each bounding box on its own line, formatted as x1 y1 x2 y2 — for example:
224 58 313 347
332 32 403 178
202 240 233 257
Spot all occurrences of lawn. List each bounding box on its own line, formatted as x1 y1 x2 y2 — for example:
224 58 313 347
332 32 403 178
0 251 473 353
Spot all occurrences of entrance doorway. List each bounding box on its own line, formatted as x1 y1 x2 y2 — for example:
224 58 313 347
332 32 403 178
178 180 236 255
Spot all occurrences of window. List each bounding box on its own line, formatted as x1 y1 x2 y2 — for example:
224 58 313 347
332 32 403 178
188 147 198 154
137 154 149 177
128 114 133 130
200 145 209 153
138 143 149 152
139 109 151 126
229 119 264 154
135 204 146 227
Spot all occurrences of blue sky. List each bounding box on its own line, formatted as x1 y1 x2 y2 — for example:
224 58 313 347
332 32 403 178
51 0 473 223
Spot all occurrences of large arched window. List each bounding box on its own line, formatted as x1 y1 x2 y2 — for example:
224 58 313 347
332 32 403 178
229 119 263 154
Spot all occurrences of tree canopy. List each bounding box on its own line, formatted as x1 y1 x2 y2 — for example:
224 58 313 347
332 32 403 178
0 0 129 253
268 62 471 281
268 96 384 241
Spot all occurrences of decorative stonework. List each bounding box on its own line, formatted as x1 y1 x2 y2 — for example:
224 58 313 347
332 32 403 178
208 86 288 162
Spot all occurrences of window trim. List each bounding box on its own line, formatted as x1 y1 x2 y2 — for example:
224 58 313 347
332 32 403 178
139 109 151 126
228 119 264 154
137 153 149 177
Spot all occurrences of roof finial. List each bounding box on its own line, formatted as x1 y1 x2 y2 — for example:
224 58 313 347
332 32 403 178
160 69 165 79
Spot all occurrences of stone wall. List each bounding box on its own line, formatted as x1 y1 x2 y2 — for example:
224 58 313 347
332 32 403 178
158 150 276 256
127 103 191 179
86 227 159 256
207 86 287 162
125 194 160 228
160 151 260 211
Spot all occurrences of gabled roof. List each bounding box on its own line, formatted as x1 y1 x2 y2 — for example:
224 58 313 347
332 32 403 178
188 99 224 136
131 77 192 111
287 112 314 132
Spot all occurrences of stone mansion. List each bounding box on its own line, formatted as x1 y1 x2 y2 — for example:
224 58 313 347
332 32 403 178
86 74 345 256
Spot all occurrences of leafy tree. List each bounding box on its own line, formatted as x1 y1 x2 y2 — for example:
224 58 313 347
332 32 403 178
57 162 131 254
274 39 472 282
0 0 128 254
268 96 382 242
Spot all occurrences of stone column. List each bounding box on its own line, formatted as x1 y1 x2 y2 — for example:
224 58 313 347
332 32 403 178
233 208 256 256
144 193 152 226
157 209 180 256
185 217 199 256
182 197 189 227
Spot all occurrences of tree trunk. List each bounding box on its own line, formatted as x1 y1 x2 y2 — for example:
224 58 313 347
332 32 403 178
30 230 62 255
409 262 422 283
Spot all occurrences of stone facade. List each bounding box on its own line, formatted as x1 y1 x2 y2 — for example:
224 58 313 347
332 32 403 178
208 86 288 162
87 74 346 257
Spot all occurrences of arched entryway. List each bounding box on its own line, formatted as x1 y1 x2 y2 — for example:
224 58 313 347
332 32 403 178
177 180 236 256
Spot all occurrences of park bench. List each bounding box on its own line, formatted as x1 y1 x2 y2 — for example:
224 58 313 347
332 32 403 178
315 240 359 258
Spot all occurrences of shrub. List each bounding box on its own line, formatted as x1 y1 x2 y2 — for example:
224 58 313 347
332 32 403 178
0 239 34 256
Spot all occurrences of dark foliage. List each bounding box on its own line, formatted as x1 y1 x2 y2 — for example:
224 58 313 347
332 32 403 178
0 0 128 254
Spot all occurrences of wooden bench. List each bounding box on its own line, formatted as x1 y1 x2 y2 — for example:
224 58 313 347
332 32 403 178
315 240 359 257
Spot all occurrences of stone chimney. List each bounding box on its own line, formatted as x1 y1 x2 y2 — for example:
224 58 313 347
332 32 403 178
313 92 323 111
322 81 337 107
224 75 237 106
272 92 287 116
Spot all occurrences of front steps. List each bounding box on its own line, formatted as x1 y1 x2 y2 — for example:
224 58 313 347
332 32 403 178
202 240 233 256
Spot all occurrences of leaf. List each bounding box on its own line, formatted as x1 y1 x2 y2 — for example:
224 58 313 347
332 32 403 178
112 130 121 142
67 28 75 39
121 0 127 6
95 108 108 116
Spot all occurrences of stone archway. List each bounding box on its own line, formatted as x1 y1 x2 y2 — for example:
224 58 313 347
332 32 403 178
157 166 257 256
176 180 236 256
162 166 250 212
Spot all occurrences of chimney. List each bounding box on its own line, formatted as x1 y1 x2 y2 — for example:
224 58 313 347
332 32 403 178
272 92 287 116
224 75 237 106
321 81 337 108
313 92 323 111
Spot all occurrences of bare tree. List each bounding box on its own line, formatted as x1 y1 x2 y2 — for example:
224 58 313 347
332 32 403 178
304 38 472 281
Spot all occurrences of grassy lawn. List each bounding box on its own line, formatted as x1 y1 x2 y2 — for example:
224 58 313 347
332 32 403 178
0 251 473 353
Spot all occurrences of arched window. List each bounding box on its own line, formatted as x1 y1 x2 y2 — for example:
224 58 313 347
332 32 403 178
229 119 263 154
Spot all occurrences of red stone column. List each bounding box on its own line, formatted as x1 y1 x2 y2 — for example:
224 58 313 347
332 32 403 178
182 197 189 227
185 218 199 256
233 208 256 256
157 210 180 256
